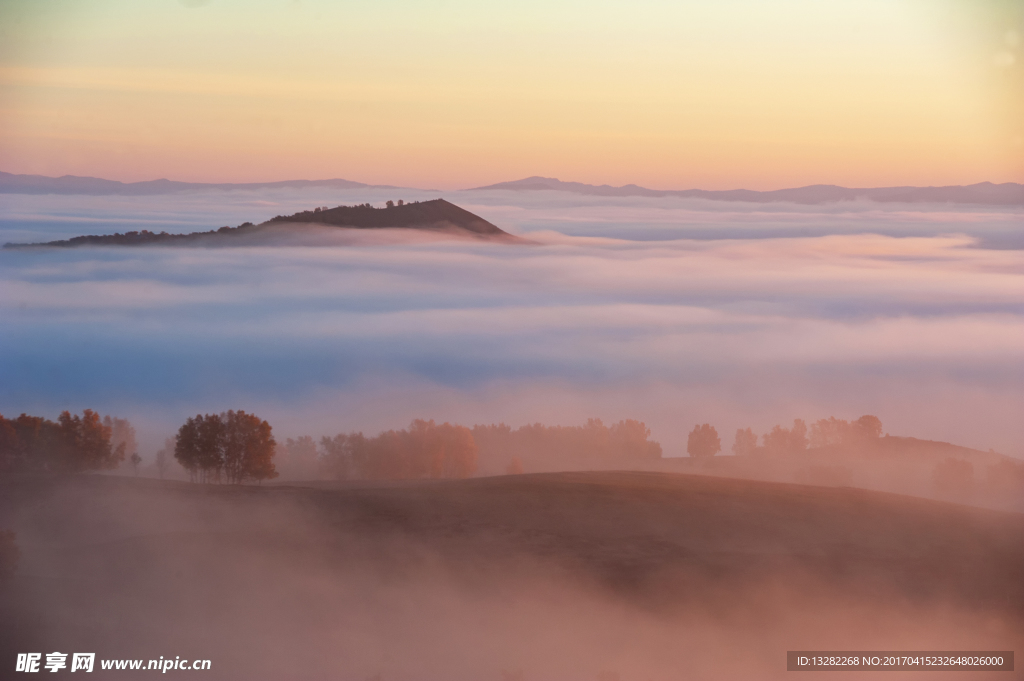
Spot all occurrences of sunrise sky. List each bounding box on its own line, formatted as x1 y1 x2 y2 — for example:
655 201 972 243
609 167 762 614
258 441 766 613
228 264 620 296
0 0 1021 190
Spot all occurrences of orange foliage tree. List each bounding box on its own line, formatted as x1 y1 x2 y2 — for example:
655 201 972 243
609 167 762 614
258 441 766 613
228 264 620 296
174 411 277 484
0 410 124 475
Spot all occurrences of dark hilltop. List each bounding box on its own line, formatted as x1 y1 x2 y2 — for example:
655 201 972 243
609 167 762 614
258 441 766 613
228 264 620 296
2 198 519 248
266 198 508 236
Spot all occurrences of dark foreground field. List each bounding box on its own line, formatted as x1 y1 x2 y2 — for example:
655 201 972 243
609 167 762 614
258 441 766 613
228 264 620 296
1 472 1021 680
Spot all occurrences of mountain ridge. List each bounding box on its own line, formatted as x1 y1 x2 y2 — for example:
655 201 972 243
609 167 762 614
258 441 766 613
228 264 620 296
0 171 401 195
472 176 1024 206
3 170 1023 205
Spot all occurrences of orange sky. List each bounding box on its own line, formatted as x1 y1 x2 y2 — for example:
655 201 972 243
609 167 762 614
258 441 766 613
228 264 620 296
0 0 1021 190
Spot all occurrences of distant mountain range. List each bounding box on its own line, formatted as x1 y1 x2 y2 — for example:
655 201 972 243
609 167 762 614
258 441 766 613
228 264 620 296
3 170 1023 206
472 176 1024 206
3 199 516 248
0 171 389 195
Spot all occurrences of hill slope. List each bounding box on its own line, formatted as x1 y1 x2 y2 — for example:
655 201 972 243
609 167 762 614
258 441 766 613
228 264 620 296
1 472 1020 679
266 198 511 237
3 199 517 247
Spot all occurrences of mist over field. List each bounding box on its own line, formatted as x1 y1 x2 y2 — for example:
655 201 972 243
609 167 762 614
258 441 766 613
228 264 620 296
1 187 1023 458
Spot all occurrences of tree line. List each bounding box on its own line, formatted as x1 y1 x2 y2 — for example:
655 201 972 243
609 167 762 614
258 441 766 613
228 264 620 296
318 419 477 481
686 415 884 457
0 410 131 476
471 418 662 474
287 417 662 480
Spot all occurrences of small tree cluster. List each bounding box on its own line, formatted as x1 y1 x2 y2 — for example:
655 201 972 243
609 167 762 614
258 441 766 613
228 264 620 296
105 415 139 474
0 410 126 476
808 415 882 448
687 424 721 458
731 415 883 456
319 419 477 481
174 411 277 484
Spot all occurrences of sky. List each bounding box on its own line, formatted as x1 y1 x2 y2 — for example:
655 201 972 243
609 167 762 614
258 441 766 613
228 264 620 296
2 189 1022 458
0 0 1022 190
0 1 1022 460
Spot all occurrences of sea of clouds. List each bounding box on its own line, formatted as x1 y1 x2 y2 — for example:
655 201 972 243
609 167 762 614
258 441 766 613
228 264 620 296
1 188 1022 457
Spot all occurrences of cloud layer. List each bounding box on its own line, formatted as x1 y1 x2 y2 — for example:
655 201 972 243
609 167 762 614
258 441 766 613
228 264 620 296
1 189 1022 456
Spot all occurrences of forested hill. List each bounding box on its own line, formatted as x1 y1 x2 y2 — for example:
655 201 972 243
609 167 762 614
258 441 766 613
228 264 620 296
3 199 515 248
267 198 510 236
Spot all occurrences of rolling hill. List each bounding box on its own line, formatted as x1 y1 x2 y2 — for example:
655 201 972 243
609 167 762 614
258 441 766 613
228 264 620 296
2 199 518 248
1 471 1020 679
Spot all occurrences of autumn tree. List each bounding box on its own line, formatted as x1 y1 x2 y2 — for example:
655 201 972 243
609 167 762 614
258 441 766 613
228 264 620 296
687 424 721 458
174 411 277 484
469 418 662 473
319 432 360 480
155 437 174 479
320 420 477 481
104 415 137 473
277 435 319 480
0 411 122 475
762 419 808 455
732 427 758 456
174 414 219 483
852 415 882 440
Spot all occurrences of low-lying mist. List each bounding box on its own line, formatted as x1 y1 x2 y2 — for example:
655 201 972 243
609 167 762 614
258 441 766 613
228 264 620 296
2 473 1020 680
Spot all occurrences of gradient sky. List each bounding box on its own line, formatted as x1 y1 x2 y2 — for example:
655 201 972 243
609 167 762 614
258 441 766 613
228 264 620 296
0 0 1022 189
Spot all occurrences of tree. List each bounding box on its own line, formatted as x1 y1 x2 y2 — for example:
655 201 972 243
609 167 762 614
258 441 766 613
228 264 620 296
175 411 277 484
809 415 883 449
57 410 122 472
762 419 808 455
687 424 720 458
0 411 125 475
278 435 318 480
609 419 663 459
853 415 882 440
505 456 524 475
319 433 357 480
104 416 137 474
732 428 758 456
155 437 174 479
129 452 142 476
